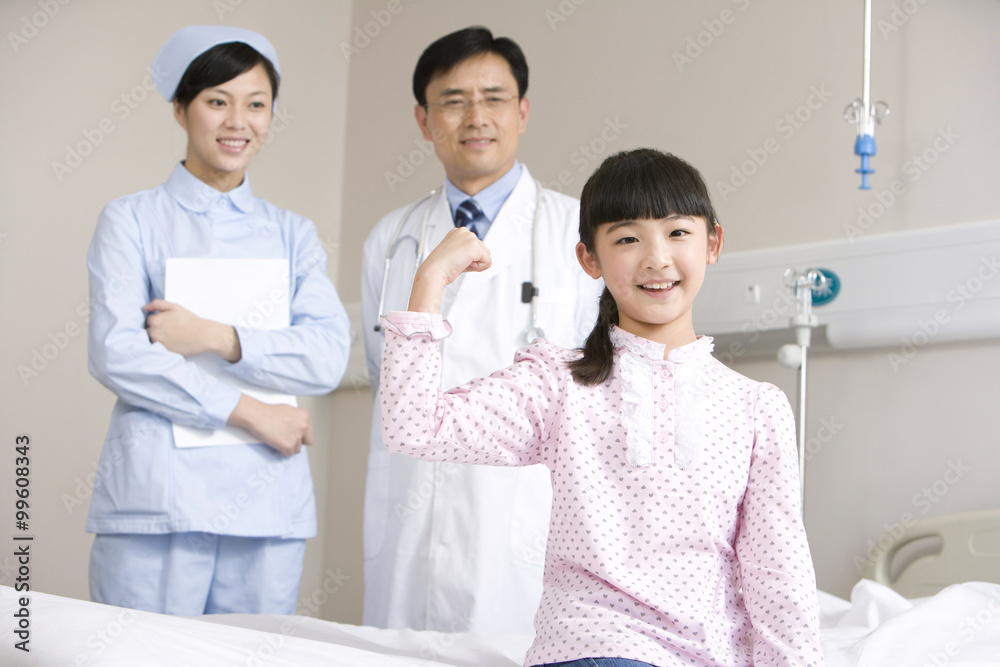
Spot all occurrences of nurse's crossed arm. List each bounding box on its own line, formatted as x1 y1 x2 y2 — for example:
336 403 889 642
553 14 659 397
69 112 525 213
141 298 314 457
143 298 242 362
228 395 313 457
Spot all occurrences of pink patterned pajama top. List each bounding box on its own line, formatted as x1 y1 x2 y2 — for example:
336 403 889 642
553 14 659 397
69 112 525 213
379 311 823 667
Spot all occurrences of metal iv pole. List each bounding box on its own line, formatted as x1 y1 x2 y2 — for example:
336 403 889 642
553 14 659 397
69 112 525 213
844 0 890 189
778 269 832 517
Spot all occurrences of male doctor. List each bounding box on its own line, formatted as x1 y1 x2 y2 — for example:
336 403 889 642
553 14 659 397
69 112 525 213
361 27 601 634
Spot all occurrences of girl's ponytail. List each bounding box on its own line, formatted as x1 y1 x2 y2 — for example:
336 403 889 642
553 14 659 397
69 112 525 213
569 287 618 386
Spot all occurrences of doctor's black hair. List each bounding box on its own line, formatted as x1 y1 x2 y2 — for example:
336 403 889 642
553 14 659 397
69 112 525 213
173 42 279 110
569 148 719 386
412 26 528 107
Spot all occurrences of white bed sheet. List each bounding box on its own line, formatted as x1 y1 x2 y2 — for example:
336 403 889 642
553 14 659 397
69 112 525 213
0 584 529 667
819 579 1000 666
4 581 1000 666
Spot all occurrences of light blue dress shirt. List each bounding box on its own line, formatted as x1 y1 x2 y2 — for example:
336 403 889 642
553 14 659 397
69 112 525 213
86 162 350 538
444 161 523 239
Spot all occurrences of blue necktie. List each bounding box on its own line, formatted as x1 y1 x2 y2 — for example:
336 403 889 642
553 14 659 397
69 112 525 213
454 199 485 239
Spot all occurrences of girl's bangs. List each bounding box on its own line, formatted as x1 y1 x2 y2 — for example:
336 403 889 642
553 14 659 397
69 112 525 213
580 149 717 241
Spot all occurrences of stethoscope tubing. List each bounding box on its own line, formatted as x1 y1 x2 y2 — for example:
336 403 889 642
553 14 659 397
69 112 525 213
375 182 544 344
373 189 439 332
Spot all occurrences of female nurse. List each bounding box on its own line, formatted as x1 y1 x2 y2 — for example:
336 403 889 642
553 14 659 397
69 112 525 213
85 26 351 615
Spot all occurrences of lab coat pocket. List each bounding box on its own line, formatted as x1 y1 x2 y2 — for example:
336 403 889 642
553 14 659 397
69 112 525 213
509 464 552 569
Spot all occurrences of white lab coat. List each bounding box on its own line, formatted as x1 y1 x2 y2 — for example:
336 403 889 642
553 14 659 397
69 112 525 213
361 167 601 634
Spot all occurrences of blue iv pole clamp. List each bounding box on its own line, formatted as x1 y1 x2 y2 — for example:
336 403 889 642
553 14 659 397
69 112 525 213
844 0 890 190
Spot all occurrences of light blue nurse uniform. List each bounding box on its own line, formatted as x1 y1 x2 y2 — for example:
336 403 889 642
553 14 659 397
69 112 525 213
86 160 350 613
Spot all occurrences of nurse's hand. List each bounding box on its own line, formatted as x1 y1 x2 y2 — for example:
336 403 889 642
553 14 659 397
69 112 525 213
408 227 492 313
227 394 313 457
143 299 242 362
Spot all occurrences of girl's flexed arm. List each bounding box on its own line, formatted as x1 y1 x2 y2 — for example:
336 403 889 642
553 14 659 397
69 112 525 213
378 310 565 469
407 227 492 313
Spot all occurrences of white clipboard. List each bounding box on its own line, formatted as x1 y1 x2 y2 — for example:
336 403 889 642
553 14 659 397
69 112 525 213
165 258 295 448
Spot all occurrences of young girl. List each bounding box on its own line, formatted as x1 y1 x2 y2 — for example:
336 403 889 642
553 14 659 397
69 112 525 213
379 148 823 666
86 26 350 615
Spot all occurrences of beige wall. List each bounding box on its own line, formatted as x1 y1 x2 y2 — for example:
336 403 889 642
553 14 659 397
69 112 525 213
1 0 998 628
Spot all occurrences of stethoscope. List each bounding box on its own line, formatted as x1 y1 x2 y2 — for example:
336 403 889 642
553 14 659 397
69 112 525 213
374 181 545 344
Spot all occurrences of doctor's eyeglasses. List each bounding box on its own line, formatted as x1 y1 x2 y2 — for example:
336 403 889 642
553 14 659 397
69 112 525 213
426 95 517 117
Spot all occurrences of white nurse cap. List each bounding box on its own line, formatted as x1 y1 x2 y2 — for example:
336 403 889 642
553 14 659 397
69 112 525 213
151 25 281 103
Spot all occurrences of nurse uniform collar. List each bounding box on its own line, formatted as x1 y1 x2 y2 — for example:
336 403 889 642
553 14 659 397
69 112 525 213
375 181 546 345
151 25 281 108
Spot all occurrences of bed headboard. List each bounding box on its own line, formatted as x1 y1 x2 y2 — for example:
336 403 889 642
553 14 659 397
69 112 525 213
860 508 1000 598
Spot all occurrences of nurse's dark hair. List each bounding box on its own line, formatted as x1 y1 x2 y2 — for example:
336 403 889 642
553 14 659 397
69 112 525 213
412 26 528 106
569 148 719 386
173 42 279 109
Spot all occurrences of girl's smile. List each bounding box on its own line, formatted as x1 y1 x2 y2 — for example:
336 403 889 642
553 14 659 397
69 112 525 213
638 281 677 291
577 215 723 353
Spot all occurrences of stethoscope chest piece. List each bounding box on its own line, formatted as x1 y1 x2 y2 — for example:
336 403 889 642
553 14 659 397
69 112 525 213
523 325 545 344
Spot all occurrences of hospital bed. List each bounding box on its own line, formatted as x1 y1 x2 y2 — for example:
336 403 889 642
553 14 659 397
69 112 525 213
6 510 1000 666
5 585 1000 665
861 508 1000 598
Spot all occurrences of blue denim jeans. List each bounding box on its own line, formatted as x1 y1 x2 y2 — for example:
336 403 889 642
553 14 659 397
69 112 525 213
534 659 657 667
